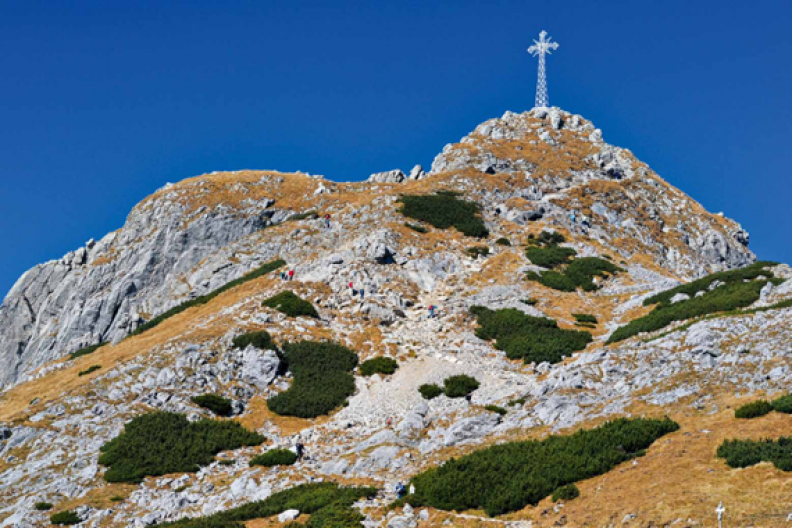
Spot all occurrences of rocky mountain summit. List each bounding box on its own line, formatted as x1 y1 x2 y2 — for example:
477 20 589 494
0 108 788 527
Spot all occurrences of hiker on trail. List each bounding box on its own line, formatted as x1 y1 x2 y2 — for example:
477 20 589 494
359 287 365 300
429 305 436 318
324 214 331 229
280 271 286 281
386 417 393 428
395 482 406 499
569 210 577 224
288 269 295 281
295 441 305 461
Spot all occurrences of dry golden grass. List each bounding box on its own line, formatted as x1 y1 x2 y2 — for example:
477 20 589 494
236 396 324 436
517 399 792 527
54 483 137 512
0 273 282 422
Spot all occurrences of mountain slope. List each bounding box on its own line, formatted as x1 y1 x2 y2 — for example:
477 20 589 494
0 108 788 528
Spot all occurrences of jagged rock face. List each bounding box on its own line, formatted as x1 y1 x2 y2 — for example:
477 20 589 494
0 110 755 391
430 108 754 275
0 174 292 388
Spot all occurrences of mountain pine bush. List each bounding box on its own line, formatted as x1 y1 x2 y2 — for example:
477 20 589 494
608 263 778 343
50 511 81 525
78 365 101 376
192 394 233 416
717 437 792 471
250 449 297 467
525 253 621 292
232 330 274 350
158 482 376 528
359 357 399 376
466 246 490 258
419 384 444 400
573 314 598 324
471 306 592 364
68 342 107 360
406 417 679 516
34 502 53 511
267 341 358 418
98 411 264 483
443 375 480 398
552 483 580 502
262 291 319 318
398 192 488 238
525 246 577 269
771 394 792 414
735 400 773 419
128 259 286 338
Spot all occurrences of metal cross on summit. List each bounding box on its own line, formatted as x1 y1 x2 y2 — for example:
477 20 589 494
527 30 560 109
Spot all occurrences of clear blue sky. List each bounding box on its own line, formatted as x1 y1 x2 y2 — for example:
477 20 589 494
1 0 790 298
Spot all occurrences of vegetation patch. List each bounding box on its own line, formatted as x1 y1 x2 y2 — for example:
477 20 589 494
520 298 538 306
419 384 444 400
717 437 792 471
129 259 286 338
735 400 773 419
573 314 598 326
398 192 488 238
527 231 566 246
525 246 576 269
267 341 358 418
34 502 53 511
78 365 101 376
69 342 107 360
405 417 679 516
192 394 233 417
484 404 507 416
359 357 399 376
495 237 511 246
405 222 428 233
250 449 297 467
466 246 490 258
771 395 792 414
608 262 778 343
232 330 274 350
262 291 319 318
552 483 580 502
443 375 480 398
158 482 376 528
527 257 622 292
732 394 792 419
50 511 81 526
471 306 592 365
98 411 264 483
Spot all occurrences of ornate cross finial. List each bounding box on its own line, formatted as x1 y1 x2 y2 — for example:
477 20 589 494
528 30 560 108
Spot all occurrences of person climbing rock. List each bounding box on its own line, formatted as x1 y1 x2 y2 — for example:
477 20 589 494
429 305 436 318
359 287 365 300
295 441 305 461
324 213 331 229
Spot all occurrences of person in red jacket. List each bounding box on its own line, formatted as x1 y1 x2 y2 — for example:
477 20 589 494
288 269 295 280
